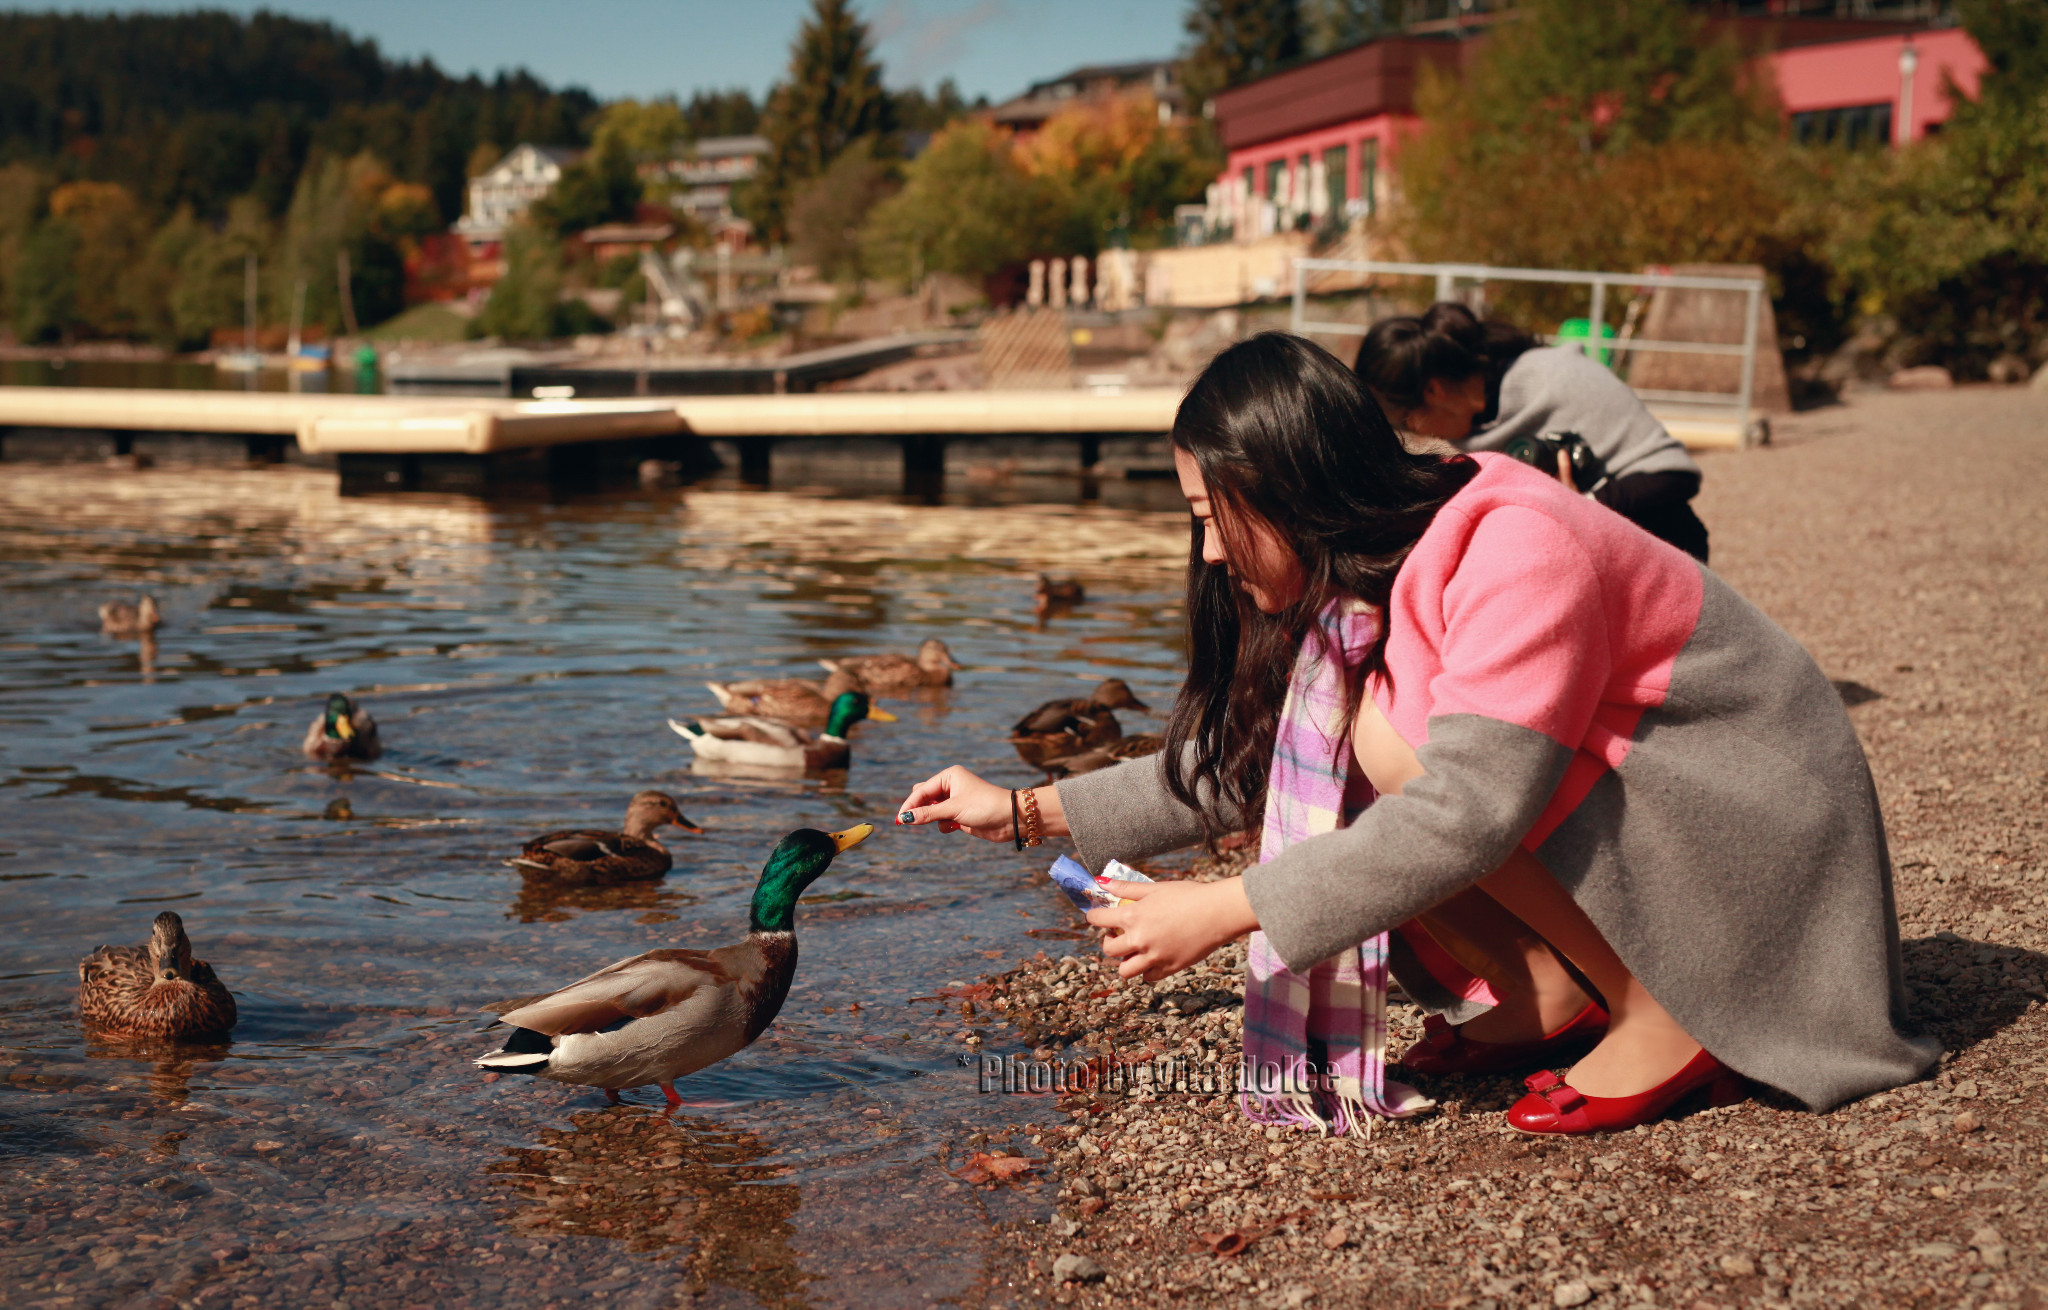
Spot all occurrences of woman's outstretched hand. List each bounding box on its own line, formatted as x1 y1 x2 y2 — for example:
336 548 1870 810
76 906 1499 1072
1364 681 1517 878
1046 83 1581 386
895 766 1067 842
1088 877 1260 983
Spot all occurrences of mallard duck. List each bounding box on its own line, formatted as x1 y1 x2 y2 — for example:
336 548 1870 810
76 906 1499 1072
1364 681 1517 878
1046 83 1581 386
99 594 161 636
507 791 702 886
1009 678 1152 769
668 691 895 773
704 668 867 726
477 824 873 1107
78 911 237 1039
1034 574 1085 619
818 638 961 692
1042 733 1166 778
303 692 382 762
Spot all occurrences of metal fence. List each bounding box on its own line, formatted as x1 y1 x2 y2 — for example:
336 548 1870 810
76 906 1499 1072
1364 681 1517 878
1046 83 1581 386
1289 258 1768 427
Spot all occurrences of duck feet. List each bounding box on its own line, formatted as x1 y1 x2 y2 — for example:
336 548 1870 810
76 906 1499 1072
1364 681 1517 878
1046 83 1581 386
659 1082 682 1110
604 1088 622 1105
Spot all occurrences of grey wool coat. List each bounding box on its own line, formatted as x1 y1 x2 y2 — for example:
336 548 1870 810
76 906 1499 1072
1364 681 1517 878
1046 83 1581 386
1057 456 1940 1112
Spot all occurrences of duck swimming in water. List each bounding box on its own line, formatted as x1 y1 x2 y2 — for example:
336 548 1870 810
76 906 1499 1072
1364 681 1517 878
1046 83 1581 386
817 638 961 693
78 912 237 1039
1008 678 1151 769
99 595 161 636
669 690 895 774
476 824 873 1107
303 692 381 762
506 791 702 886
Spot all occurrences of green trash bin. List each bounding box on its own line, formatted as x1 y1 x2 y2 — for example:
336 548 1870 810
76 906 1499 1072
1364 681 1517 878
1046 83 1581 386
1556 317 1616 367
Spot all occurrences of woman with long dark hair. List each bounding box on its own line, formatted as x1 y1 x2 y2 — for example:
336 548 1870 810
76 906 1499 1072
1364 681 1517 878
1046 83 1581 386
897 333 1933 1136
1356 302 1712 560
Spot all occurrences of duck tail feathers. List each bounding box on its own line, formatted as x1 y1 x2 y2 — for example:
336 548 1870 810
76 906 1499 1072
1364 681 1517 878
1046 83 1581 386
478 1025 554 1072
668 717 705 741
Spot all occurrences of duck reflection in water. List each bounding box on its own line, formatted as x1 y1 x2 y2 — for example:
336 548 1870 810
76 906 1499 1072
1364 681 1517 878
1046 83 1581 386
489 1109 808 1308
83 1032 232 1105
506 877 701 926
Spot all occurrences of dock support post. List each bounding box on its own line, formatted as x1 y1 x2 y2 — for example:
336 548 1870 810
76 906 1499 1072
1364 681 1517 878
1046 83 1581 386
1077 435 1101 471
902 435 946 502
739 440 772 487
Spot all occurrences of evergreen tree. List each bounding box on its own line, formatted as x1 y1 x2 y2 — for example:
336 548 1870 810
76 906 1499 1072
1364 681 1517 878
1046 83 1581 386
746 0 894 241
683 89 761 139
1179 0 1304 109
1300 0 1397 58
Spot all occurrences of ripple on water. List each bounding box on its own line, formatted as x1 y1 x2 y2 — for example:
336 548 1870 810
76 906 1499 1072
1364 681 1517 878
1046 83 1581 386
0 463 1189 1306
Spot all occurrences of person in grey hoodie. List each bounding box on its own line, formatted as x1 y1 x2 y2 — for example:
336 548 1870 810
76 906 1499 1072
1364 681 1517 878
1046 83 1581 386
1355 302 1710 560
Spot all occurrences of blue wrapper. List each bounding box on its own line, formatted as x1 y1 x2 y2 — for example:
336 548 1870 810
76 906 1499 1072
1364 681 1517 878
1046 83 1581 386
1047 854 1152 910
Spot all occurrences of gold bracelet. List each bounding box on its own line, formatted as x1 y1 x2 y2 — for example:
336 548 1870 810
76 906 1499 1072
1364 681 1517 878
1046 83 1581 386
1019 786 1044 848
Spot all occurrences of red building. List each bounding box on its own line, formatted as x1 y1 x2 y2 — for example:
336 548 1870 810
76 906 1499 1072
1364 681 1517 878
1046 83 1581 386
1202 15 1986 242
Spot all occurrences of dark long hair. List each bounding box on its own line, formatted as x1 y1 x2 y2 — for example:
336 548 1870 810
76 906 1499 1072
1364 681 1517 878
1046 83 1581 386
1162 332 1478 837
1353 301 1538 426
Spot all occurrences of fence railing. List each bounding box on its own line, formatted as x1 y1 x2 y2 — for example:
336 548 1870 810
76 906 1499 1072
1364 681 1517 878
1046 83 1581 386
1289 259 1767 428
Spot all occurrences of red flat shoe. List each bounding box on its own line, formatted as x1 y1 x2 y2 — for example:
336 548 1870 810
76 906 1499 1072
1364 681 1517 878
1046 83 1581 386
1396 1000 1610 1077
1506 1048 1746 1135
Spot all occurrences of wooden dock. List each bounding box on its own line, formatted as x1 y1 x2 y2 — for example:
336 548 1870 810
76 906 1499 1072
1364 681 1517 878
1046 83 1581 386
0 383 1748 494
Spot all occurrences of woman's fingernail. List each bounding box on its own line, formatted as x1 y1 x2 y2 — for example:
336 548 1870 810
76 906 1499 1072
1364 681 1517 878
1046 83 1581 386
898 811 914 824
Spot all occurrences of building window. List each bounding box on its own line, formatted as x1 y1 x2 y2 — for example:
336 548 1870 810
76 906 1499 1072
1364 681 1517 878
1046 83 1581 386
1360 139 1379 219
1323 144 1348 226
1264 158 1286 201
1792 103 1894 149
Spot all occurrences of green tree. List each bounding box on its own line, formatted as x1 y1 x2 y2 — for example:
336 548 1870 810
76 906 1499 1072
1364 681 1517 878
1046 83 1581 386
9 219 78 343
531 139 643 238
278 151 412 332
892 79 979 132
474 224 566 340
1299 0 1397 58
1814 0 2048 370
0 163 48 325
1392 0 1791 323
861 120 1062 282
1179 0 1303 109
746 0 894 241
788 137 898 282
166 196 272 347
682 89 761 139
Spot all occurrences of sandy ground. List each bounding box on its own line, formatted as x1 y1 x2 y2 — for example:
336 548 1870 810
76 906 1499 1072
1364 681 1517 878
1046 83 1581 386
962 388 2048 1309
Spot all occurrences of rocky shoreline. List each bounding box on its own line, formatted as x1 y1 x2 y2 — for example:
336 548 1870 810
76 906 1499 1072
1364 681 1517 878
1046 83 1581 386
963 390 2048 1309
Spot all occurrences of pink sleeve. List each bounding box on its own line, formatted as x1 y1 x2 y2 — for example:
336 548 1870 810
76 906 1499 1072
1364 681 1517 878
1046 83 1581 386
1427 505 1612 749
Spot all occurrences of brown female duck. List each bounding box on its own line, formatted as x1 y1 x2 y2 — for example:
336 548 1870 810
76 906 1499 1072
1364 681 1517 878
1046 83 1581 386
817 638 961 692
99 595 161 636
507 791 702 886
78 912 237 1039
1041 732 1166 778
704 668 868 726
1008 677 1151 769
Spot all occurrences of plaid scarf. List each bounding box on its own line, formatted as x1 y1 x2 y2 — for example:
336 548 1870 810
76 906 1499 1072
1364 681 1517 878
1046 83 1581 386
1238 601 1434 1134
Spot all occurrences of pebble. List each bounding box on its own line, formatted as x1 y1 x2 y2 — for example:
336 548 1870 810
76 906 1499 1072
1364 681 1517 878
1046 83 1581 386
1321 1225 1349 1251
1053 1252 1106 1283
1552 1279 1593 1307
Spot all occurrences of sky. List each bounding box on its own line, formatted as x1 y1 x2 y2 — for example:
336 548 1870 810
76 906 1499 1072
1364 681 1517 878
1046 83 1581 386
49 0 1191 103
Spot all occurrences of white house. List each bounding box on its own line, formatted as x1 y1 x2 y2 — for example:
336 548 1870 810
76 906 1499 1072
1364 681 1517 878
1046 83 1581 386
454 144 581 245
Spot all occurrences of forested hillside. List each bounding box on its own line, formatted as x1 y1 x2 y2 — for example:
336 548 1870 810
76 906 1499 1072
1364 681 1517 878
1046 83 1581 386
0 10 596 226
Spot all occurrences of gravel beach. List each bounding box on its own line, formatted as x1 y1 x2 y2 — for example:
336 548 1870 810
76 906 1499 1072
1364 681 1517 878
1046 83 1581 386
970 388 2048 1309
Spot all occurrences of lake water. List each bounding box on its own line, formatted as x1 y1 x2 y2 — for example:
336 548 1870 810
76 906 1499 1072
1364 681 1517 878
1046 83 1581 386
0 465 1194 1307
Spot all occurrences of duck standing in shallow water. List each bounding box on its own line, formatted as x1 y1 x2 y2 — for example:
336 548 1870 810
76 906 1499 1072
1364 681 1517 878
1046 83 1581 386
78 912 237 1039
507 791 702 886
303 692 381 762
704 667 867 726
99 595 161 636
476 824 873 1107
1009 678 1151 769
818 638 960 693
670 690 895 773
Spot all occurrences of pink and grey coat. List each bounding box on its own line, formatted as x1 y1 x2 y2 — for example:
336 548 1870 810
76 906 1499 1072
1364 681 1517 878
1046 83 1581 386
1058 453 1939 1112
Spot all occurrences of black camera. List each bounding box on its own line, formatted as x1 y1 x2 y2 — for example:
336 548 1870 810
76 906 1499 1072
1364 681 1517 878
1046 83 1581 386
1503 430 1608 494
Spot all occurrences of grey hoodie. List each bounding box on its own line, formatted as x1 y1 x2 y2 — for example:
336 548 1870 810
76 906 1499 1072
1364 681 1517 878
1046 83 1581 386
1464 346 1701 483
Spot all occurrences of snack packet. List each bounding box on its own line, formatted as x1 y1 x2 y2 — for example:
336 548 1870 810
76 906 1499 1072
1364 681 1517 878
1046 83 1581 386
1047 854 1153 911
